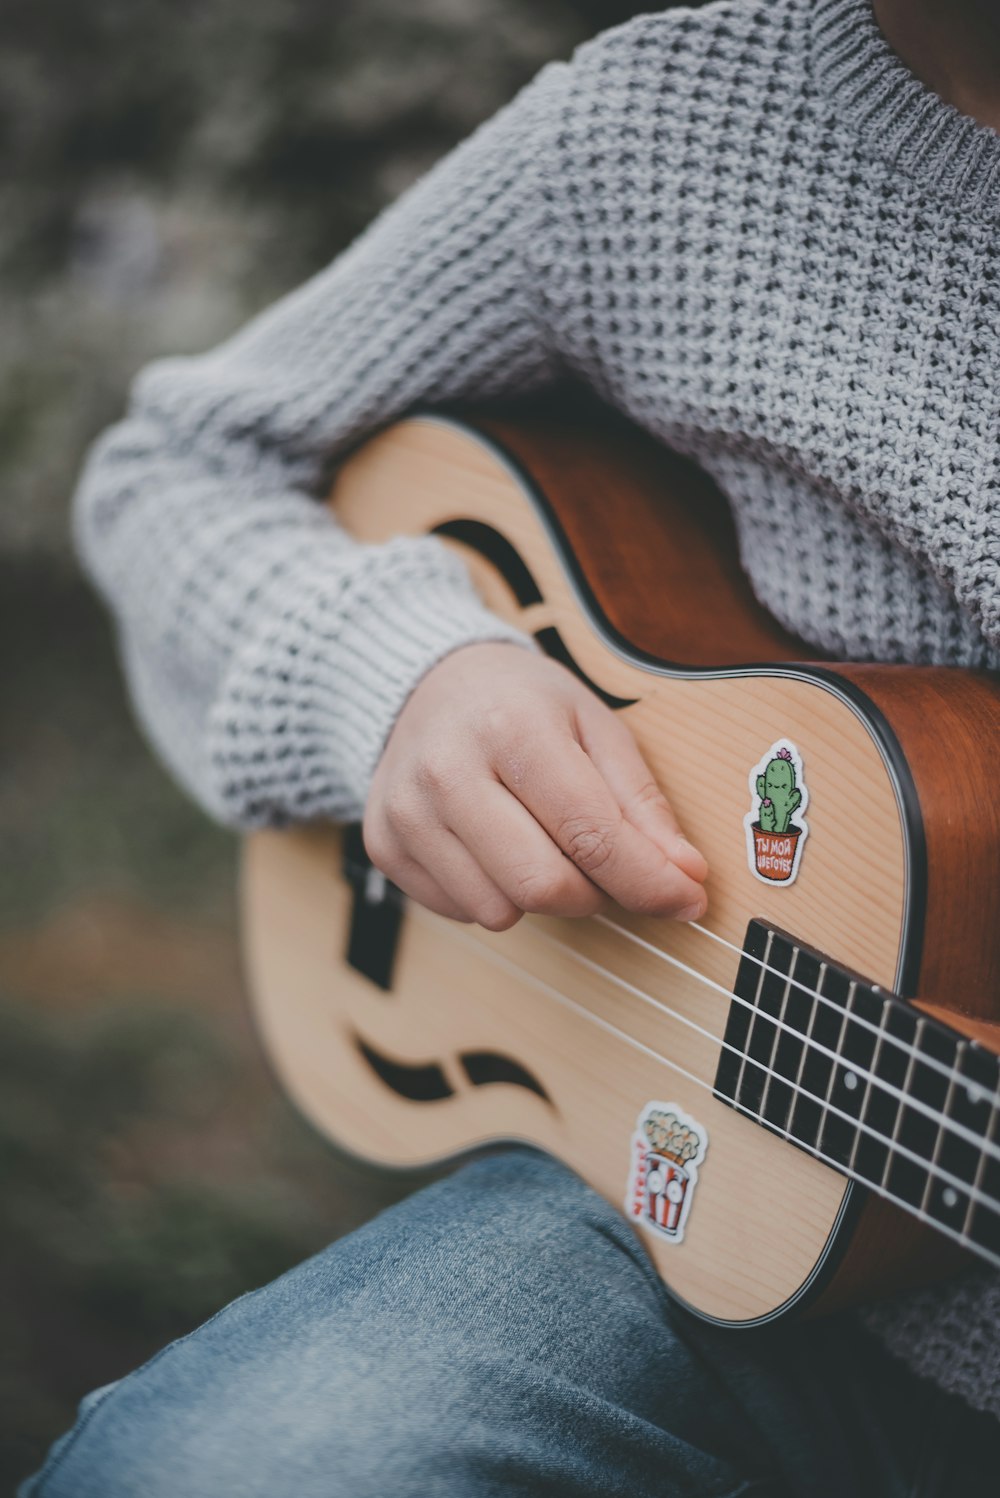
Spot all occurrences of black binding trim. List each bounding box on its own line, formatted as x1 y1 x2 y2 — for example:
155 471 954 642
343 824 403 992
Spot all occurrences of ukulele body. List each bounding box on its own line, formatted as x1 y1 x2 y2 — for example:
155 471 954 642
242 394 1000 1327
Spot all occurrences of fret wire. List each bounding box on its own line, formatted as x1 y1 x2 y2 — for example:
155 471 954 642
481 920 1000 1208
817 980 857 1151
589 918 1000 1161
732 928 773 1108
920 1050 960 1218
848 1000 889 1176
667 919 1000 1110
759 945 797 1122
963 1096 1000 1241
784 959 825 1143
428 912 1000 1243
726 1096 1000 1269
880 1016 924 1192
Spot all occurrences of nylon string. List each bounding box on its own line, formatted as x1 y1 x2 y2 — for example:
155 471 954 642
595 914 1000 1112
401 904 1000 1256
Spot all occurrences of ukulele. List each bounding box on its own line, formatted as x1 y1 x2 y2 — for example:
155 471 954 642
241 391 1000 1327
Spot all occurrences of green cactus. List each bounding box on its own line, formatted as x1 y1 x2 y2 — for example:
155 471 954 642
756 748 801 834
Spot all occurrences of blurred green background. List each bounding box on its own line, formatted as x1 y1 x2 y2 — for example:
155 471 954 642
1 1 673 1485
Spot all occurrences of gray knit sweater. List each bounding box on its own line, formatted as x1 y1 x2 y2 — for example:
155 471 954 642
75 0 1000 1417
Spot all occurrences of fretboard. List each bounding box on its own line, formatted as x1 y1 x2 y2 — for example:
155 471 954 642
714 922 1000 1268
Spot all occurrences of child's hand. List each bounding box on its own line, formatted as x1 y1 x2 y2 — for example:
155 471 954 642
364 643 708 931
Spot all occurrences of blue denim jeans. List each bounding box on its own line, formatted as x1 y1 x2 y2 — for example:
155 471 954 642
20 1150 1000 1497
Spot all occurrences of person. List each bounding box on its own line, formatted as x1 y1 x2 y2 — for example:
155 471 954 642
22 0 1000 1493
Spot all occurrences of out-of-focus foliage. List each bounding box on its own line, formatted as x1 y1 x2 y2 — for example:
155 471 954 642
1 0 666 561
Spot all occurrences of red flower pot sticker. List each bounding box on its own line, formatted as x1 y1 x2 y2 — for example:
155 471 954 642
744 741 809 885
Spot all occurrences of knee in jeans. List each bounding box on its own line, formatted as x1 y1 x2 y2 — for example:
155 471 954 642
26 1294 505 1498
24 1154 667 1497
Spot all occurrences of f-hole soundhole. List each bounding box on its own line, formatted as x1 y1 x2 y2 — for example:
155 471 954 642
355 1038 453 1102
431 519 637 712
355 1035 553 1108
461 1051 551 1101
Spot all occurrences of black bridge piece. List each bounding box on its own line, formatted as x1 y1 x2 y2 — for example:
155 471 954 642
343 823 404 991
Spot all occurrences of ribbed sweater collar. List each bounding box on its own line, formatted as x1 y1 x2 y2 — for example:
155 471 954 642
810 0 1000 215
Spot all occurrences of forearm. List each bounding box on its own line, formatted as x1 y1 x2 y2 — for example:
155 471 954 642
75 61 569 826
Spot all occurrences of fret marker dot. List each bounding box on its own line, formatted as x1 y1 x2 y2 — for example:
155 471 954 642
942 1188 959 1210
967 1085 984 1107
843 1071 859 1092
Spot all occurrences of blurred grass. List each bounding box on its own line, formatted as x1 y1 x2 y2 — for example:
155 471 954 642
0 563 230 929
0 568 429 1487
0 994 426 1485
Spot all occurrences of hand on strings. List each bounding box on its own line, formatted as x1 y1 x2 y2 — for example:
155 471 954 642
364 643 708 931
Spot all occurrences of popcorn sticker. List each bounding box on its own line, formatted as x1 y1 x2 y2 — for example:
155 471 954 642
744 740 809 885
626 1102 708 1244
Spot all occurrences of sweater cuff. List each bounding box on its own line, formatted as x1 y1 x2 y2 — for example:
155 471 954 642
206 539 533 827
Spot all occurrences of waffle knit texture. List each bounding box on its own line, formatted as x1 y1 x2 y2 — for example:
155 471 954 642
75 0 1000 1418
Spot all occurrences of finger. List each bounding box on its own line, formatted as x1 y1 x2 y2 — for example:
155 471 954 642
496 733 708 919
363 820 471 922
403 827 522 933
381 858 474 923
444 779 607 918
573 695 709 883
366 788 519 930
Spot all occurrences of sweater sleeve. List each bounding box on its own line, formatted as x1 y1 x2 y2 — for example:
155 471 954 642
73 60 571 827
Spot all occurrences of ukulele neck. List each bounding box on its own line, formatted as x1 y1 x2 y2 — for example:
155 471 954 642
715 922 1000 1264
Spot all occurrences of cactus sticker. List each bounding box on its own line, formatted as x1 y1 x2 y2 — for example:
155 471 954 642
744 740 809 884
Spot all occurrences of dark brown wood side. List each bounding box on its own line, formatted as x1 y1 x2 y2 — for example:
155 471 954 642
828 663 1000 1022
471 390 809 666
808 1193 976 1317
